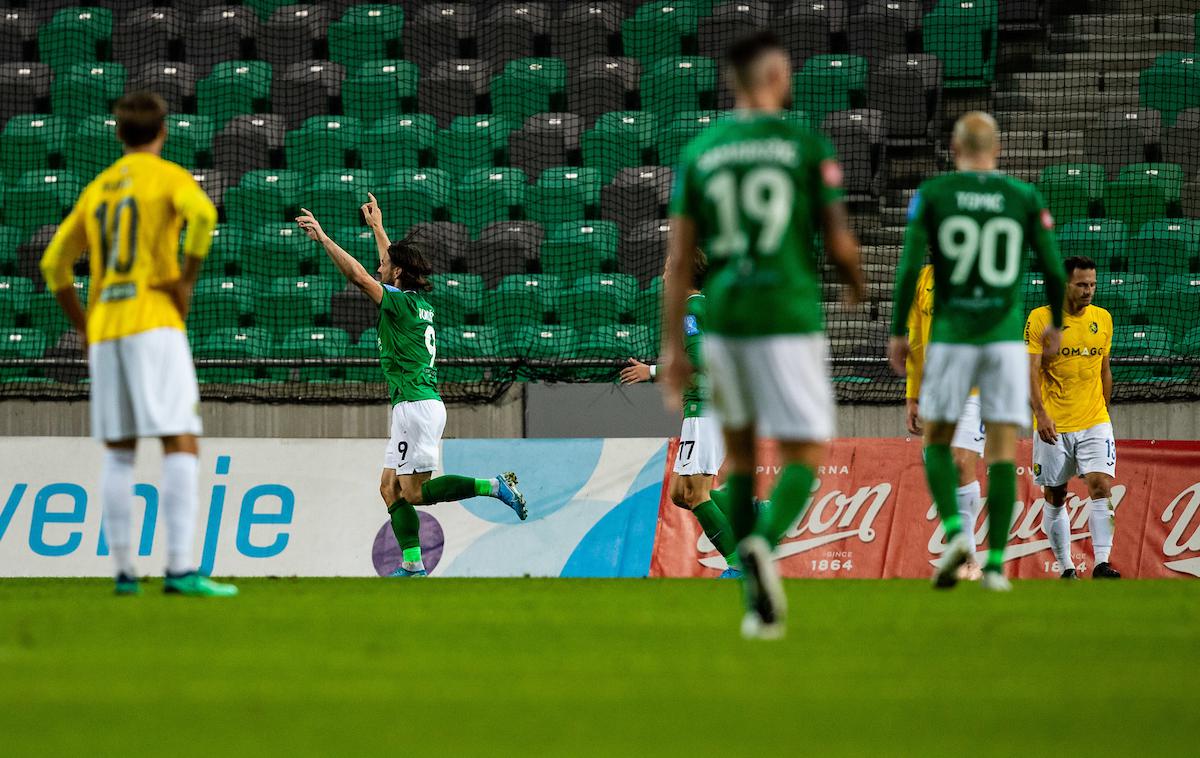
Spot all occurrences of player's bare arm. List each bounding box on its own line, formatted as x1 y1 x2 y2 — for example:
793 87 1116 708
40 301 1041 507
40 207 90 348
1029 351 1058 444
620 359 653 385
1102 349 1113 408
361 192 391 265
296 209 385 305
661 214 697 411
821 201 865 306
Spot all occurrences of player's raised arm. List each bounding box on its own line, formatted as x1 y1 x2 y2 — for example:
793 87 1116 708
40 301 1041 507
361 192 391 266
889 192 927 376
296 209 384 305
39 198 90 343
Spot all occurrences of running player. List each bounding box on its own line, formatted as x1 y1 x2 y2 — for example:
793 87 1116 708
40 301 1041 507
621 251 740 578
1026 255 1120 579
40 91 236 596
890 112 1067 592
905 264 986 580
296 196 527 577
662 32 865 639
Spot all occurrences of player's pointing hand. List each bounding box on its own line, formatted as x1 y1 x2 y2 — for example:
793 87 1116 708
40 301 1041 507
361 192 382 229
620 358 652 385
296 209 327 243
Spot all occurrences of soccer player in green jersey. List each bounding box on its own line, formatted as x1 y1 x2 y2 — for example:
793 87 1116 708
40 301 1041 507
622 251 741 578
662 32 865 639
889 112 1067 592
297 196 527 577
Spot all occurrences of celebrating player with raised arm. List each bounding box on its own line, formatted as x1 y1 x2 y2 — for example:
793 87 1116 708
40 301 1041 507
40 92 235 597
662 32 865 639
621 252 741 578
890 112 1067 592
1026 256 1120 579
296 196 527 577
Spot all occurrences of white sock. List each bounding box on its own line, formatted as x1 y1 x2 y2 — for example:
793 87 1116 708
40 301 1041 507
1089 497 1115 564
1044 504 1075 571
489 478 500 497
161 452 199 575
101 448 136 578
956 481 981 554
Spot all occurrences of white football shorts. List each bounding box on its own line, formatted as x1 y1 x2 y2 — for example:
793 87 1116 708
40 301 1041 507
703 333 835 442
1033 421 1116 487
950 393 986 456
89 327 202 442
673 415 726 476
920 341 1028 426
383 398 446 474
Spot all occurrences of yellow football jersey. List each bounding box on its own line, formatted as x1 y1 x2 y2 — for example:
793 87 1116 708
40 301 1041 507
904 264 935 399
40 152 217 344
1025 304 1112 433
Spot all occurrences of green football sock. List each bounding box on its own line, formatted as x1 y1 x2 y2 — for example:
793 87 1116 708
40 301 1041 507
692 499 737 562
709 486 734 521
756 463 816 547
420 474 493 504
725 473 756 542
925 444 963 538
388 499 421 552
985 462 1017 571
402 546 423 565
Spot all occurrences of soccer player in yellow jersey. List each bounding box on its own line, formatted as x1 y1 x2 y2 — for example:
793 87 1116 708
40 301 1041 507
905 264 986 578
1025 255 1120 580
40 92 236 597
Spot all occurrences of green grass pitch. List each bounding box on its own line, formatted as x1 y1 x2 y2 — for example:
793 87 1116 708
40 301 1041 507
1 578 1196 756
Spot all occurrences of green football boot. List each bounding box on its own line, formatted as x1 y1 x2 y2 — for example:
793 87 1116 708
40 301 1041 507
163 571 239 597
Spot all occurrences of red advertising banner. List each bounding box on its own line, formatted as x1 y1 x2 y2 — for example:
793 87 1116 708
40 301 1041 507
650 438 1200 580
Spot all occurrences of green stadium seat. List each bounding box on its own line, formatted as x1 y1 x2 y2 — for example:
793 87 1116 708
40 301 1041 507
541 221 620 280
1103 163 1184 232
0 276 35 326
560 274 637 330
330 225 380 271
26 291 70 343
244 224 312 280
490 58 568 123
1021 272 1053 316
581 111 659 181
439 325 504 383
1054 219 1129 271
508 324 579 361
1095 273 1149 324
633 278 663 331
373 169 451 232
1177 325 1200 356
1112 325 1174 382
342 61 420 122
1038 164 1104 225
922 0 998 88
2 171 82 229
621 1 701 63
0 327 46 380
361 115 436 173
427 273 485 326
275 327 351 381
162 115 216 169
781 110 816 129
328 4 405 68
1 115 73 179
1139 53 1200 127
346 327 381 382
450 168 528 234
305 170 376 226
526 168 601 224
657 111 727 168
38 7 113 70
1128 219 1197 275
225 170 306 226
204 224 246 277
579 324 656 359
641 58 717 120
1145 274 1200 336
792 54 869 122
65 116 120 179
189 277 253 333
193 327 273 383
486 274 562 328
259 278 338 339
50 62 125 118
0 227 21 276
197 61 272 127
433 116 515 179
285 116 362 172
244 0 297 22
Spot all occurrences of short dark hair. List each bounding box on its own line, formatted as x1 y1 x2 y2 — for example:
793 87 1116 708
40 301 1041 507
1064 256 1097 276
725 30 785 87
114 91 167 148
692 249 709 290
387 235 434 292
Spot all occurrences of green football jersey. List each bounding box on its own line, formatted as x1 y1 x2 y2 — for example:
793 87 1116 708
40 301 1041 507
891 171 1066 345
681 292 707 419
378 286 441 405
669 113 843 337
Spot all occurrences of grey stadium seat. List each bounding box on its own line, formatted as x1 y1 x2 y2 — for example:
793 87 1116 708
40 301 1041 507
698 1 771 59
407 221 472 274
867 54 942 140
403 4 477 73
258 5 329 67
550 3 622 64
0 63 51 125
469 221 544 287
847 0 921 66
822 109 886 197
478 3 550 68
272 61 345 129
189 169 231 211
508 113 584 180
0 9 38 63
330 282 377 341
1084 110 1162 179
620 218 671 286
1162 109 1200 180
212 114 286 173
419 59 490 128
182 6 261 78
568 56 640 128
600 166 673 227
128 62 197 114
780 1 843 68
112 7 182 70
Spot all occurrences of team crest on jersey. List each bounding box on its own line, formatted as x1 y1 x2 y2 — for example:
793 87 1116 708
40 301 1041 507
684 315 700 336
1090 321 1099 333
1033 463 1042 476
